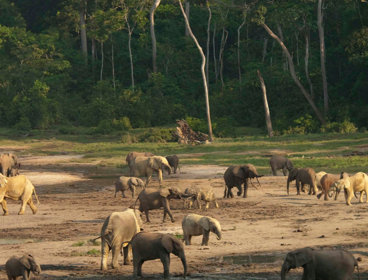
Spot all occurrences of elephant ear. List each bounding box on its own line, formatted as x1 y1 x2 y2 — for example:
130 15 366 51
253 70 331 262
19 255 32 270
293 250 312 267
232 166 246 178
0 174 7 188
159 187 170 197
198 217 210 231
128 178 138 187
148 157 159 170
286 159 293 170
161 234 182 255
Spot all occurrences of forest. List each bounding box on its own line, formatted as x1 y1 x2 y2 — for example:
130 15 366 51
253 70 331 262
0 0 367 137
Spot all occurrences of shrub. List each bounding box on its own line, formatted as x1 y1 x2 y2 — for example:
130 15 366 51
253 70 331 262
14 116 31 132
283 114 318 135
112 117 132 131
139 128 177 143
321 120 358 134
121 133 138 144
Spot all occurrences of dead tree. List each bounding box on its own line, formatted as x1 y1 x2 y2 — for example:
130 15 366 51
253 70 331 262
176 120 209 144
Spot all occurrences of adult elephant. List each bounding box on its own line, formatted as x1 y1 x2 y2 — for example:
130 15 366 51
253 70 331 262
269 155 293 176
281 247 360 280
0 153 20 177
126 152 154 170
286 168 318 195
130 156 171 186
0 174 39 215
334 172 368 206
99 208 143 270
131 232 187 279
223 164 262 198
134 187 182 223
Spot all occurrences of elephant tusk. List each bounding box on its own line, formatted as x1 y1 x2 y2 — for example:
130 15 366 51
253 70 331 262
256 177 262 188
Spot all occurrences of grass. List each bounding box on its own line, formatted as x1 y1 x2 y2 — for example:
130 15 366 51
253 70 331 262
0 127 367 174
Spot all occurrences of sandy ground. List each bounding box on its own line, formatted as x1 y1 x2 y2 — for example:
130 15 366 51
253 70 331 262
1 155 368 279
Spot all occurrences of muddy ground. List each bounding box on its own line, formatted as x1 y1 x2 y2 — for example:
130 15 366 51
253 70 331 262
1 155 368 279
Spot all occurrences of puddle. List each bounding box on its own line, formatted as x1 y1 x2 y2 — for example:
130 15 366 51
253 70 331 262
0 239 36 245
212 254 284 265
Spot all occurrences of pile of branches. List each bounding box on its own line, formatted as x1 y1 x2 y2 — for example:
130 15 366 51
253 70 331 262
175 120 209 144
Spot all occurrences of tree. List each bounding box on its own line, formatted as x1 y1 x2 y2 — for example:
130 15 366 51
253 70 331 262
257 70 273 137
150 0 161 73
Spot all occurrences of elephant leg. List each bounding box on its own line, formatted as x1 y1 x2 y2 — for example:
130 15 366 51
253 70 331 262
123 246 131 265
22 270 29 280
359 192 364 203
282 167 287 176
214 200 219 208
133 257 144 278
111 244 121 269
324 191 329 201
223 187 227 198
27 198 37 214
188 235 192 244
271 166 277 176
100 239 110 270
144 210 151 223
161 254 170 278
184 233 190 245
1 200 9 216
162 199 175 222
122 190 127 198
296 180 301 195
243 181 248 198
197 197 201 209
202 230 210 246
205 201 210 209
18 200 28 215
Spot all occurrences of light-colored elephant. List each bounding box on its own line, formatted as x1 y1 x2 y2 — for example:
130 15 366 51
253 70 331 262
287 168 318 195
334 172 368 205
129 156 171 186
315 171 327 190
0 174 39 215
134 187 182 223
131 232 187 279
100 208 143 270
114 176 145 198
0 153 20 177
182 213 222 246
269 155 293 176
184 186 219 209
281 247 359 280
5 254 41 280
125 151 154 170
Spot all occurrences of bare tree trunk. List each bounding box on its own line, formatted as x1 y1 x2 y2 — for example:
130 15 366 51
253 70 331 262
304 29 314 99
219 27 228 90
206 1 212 85
100 41 104 81
179 0 213 142
277 24 287 71
125 17 135 91
262 37 268 63
262 23 325 124
150 0 161 73
111 36 115 90
270 40 275 66
318 0 328 116
257 70 273 137
295 32 300 66
185 1 190 36
79 1 88 65
237 17 246 85
212 23 218 83
91 39 96 62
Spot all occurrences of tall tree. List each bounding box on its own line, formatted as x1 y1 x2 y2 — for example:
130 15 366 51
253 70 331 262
79 0 88 64
150 0 161 73
178 0 213 141
257 70 273 137
318 0 328 116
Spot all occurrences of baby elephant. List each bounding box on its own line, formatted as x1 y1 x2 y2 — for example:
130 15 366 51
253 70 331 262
182 213 222 246
184 186 219 209
5 254 41 280
114 176 145 198
131 232 187 279
165 155 180 174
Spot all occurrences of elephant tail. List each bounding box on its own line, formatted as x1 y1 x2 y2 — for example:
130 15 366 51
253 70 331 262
33 187 40 205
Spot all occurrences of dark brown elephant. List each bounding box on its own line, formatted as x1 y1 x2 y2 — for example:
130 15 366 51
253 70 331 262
165 155 180 174
269 155 293 176
281 247 359 280
0 153 20 177
134 187 182 223
223 164 262 198
5 254 41 280
131 232 187 279
287 168 318 195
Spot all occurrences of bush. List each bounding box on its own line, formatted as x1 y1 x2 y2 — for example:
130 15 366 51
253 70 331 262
214 118 237 138
121 133 138 144
185 117 209 133
139 128 177 143
14 116 31 132
283 114 318 135
112 117 132 131
321 120 358 134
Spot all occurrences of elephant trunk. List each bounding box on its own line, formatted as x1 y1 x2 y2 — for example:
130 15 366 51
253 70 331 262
281 263 289 280
216 230 222 240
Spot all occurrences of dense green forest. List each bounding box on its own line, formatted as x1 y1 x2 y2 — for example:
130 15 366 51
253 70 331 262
0 0 367 137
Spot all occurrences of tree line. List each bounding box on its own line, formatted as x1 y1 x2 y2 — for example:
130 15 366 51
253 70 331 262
0 0 367 136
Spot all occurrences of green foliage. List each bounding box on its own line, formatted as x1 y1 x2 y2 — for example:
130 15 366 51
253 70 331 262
139 128 177 143
321 120 358 134
283 114 318 135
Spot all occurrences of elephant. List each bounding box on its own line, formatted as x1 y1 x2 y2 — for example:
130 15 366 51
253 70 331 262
223 164 262 198
0 153 20 177
269 155 293 176
5 254 41 280
131 232 187 279
126 151 154 170
316 173 340 201
134 187 182 223
281 247 360 280
165 155 180 174
184 186 219 209
0 174 39 215
287 168 318 195
334 172 368 206
315 171 327 190
100 208 143 270
114 176 145 198
129 156 171 186
182 213 222 246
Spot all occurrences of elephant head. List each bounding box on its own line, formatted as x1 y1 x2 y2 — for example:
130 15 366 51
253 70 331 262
199 217 222 240
286 159 294 171
129 177 145 189
286 168 299 195
232 164 261 196
281 248 312 280
159 187 182 200
161 235 187 277
148 156 172 174
20 254 41 275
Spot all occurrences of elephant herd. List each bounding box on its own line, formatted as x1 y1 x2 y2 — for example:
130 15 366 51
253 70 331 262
0 151 364 279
